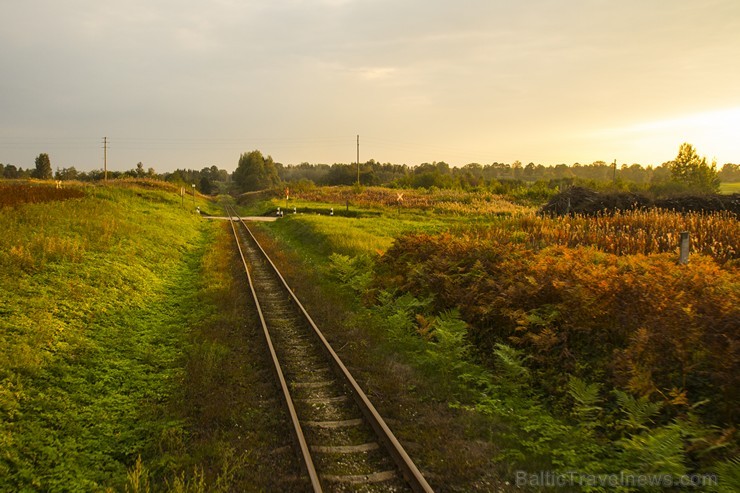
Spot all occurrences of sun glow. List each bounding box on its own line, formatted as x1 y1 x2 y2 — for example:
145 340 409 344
625 107 740 133
592 107 740 164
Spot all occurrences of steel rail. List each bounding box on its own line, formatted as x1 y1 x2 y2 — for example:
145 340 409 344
227 209 323 492
235 214 435 493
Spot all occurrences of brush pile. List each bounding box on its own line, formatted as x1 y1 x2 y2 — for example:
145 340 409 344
540 186 740 216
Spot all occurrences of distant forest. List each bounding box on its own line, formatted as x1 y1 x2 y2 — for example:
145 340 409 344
3 153 739 195
275 159 740 190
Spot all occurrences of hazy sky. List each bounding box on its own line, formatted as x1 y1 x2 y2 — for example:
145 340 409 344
2 0 739 173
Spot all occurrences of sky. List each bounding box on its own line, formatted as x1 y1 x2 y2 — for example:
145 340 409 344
1 0 739 173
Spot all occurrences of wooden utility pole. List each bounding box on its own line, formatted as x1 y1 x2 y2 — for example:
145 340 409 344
356 134 360 185
613 159 617 182
103 137 108 181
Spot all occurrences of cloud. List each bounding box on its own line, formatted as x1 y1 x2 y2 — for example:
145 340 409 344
1 0 739 170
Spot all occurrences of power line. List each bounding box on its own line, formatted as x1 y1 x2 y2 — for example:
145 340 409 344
1 134 514 168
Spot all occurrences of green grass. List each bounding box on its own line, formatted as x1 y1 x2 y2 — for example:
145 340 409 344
0 183 213 491
250 195 487 266
270 214 451 256
719 181 740 194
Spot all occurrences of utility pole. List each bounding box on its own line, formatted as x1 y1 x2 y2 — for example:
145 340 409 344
103 137 108 181
613 159 617 182
356 134 360 185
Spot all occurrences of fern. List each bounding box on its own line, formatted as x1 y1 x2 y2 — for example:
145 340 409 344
328 253 372 293
431 309 470 359
328 252 355 282
567 376 602 419
713 457 740 493
614 390 662 431
374 291 429 338
618 423 687 476
493 343 530 383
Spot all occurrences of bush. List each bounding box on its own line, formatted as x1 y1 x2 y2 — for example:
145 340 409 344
540 186 740 216
375 231 739 429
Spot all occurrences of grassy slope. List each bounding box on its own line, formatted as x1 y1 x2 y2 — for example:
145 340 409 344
0 183 212 491
719 181 740 194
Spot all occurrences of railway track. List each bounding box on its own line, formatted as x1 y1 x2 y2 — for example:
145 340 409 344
226 208 434 493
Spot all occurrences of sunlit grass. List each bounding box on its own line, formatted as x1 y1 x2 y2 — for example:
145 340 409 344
264 189 738 264
255 186 531 260
266 209 467 267
719 181 740 194
284 185 532 215
0 182 213 490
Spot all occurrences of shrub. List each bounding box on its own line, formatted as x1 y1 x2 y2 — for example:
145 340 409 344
375 231 739 428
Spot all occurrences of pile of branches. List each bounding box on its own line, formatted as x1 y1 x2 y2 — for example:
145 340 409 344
539 186 740 216
654 194 740 214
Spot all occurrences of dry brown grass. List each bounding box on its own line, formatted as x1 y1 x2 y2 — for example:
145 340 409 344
0 182 85 207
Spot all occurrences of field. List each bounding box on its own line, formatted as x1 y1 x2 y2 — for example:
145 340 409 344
254 186 738 263
2 181 737 491
248 186 739 491
720 181 740 194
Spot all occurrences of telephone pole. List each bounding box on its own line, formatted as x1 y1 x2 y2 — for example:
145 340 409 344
613 159 617 182
103 137 108 181
356 134 360 185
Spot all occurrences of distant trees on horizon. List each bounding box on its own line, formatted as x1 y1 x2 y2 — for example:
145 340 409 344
2 143 738 195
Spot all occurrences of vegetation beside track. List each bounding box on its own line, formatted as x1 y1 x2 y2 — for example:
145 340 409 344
0 182 294 491
245 187 739 492
0 182 205 490
160 216 301 492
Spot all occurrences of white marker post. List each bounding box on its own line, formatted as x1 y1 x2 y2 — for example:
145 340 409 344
679 231 690 265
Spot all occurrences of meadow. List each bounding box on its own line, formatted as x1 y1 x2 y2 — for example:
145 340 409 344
0 181 285 491
250 186 739 492
719 182 740 194
285 185 529 215
257 186 738 263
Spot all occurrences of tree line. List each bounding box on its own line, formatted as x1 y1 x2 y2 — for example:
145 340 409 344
0 156 231 194
3 144 738 195
278 150 737 194
264 144 736 194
